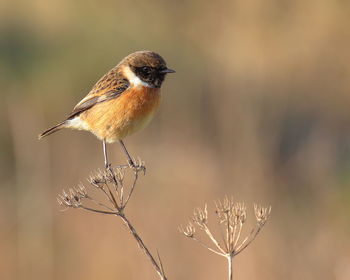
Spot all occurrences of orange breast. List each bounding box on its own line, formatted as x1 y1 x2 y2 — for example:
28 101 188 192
80 86 161 142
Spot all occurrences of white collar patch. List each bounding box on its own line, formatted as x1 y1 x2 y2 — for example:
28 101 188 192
123 66 152 88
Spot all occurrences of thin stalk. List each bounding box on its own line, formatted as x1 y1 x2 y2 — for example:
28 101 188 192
85 196 115 211
91 182 116 207
227 255 233 280
233 222 243 249
203 225 226 254
118 213 167 280
226 212 231 251
234 225 261 255
122 171 138 208
192 237 226 257
80 206 117 215
103 182 119 209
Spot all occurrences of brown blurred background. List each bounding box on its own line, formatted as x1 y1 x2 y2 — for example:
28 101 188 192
1 0 350 279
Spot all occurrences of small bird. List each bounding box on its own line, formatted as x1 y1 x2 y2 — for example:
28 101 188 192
39 51 175 169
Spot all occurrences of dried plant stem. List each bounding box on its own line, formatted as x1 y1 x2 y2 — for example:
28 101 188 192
122 170 139 209
57 162 168 280
192 237 226 256
234 225 262 255
227 255 233 280
203 224 226 254
118 213 167 280
180 197 271 280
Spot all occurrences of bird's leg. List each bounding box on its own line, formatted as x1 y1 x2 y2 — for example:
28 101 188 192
119 140 136 167
118 140 145 173
103 140 112 170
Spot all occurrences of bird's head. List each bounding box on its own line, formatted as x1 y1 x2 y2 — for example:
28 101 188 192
121 51 175 88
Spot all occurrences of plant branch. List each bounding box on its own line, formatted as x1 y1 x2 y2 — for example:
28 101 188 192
227 255 233 280
122 170 139 209
57 161 169 280
80 205 117 215
119 213 167 280
203 224 226 254
192 237 226 257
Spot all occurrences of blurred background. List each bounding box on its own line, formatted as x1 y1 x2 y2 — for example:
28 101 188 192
1 0 350 279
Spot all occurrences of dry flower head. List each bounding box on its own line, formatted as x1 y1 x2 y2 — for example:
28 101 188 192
180 196 271 257
56 160 168 280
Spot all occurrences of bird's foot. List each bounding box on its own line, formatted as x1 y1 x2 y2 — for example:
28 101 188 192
105 163 112 170
104 159 145 174
105 163 130 171
128 158 146 174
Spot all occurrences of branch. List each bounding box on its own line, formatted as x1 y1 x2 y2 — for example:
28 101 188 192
119 213 167 280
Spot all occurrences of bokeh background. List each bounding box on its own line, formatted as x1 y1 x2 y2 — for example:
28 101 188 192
1 0 350 279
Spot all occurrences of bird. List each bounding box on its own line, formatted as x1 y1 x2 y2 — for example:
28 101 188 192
38 50 175 169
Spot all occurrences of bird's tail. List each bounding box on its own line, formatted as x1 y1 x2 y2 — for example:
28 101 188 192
38 121 67 139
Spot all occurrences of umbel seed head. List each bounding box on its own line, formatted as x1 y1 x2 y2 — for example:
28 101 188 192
180 197 271 257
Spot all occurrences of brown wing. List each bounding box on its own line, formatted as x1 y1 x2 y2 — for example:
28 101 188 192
67 70 129 120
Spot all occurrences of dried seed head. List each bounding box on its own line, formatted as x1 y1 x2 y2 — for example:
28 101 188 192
115 168 125 181
233 202 247 224
106 168 125 183
57 186 87 208
56 162 145 215
89 170 107 186
215 196 234 214
192 204 208 228
75 183 87 197
254 204 271 225
179 222 196 238
215 197 247 225
181 196 272 258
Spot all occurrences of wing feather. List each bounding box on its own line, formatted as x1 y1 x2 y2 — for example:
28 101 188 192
67 70 129 120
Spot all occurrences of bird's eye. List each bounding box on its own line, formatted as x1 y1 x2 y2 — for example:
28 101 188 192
141 66 151 74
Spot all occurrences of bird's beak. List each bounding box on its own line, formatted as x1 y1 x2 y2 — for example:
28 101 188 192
160 68 176 74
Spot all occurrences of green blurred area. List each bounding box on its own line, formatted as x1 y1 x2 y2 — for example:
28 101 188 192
1 0 350 279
